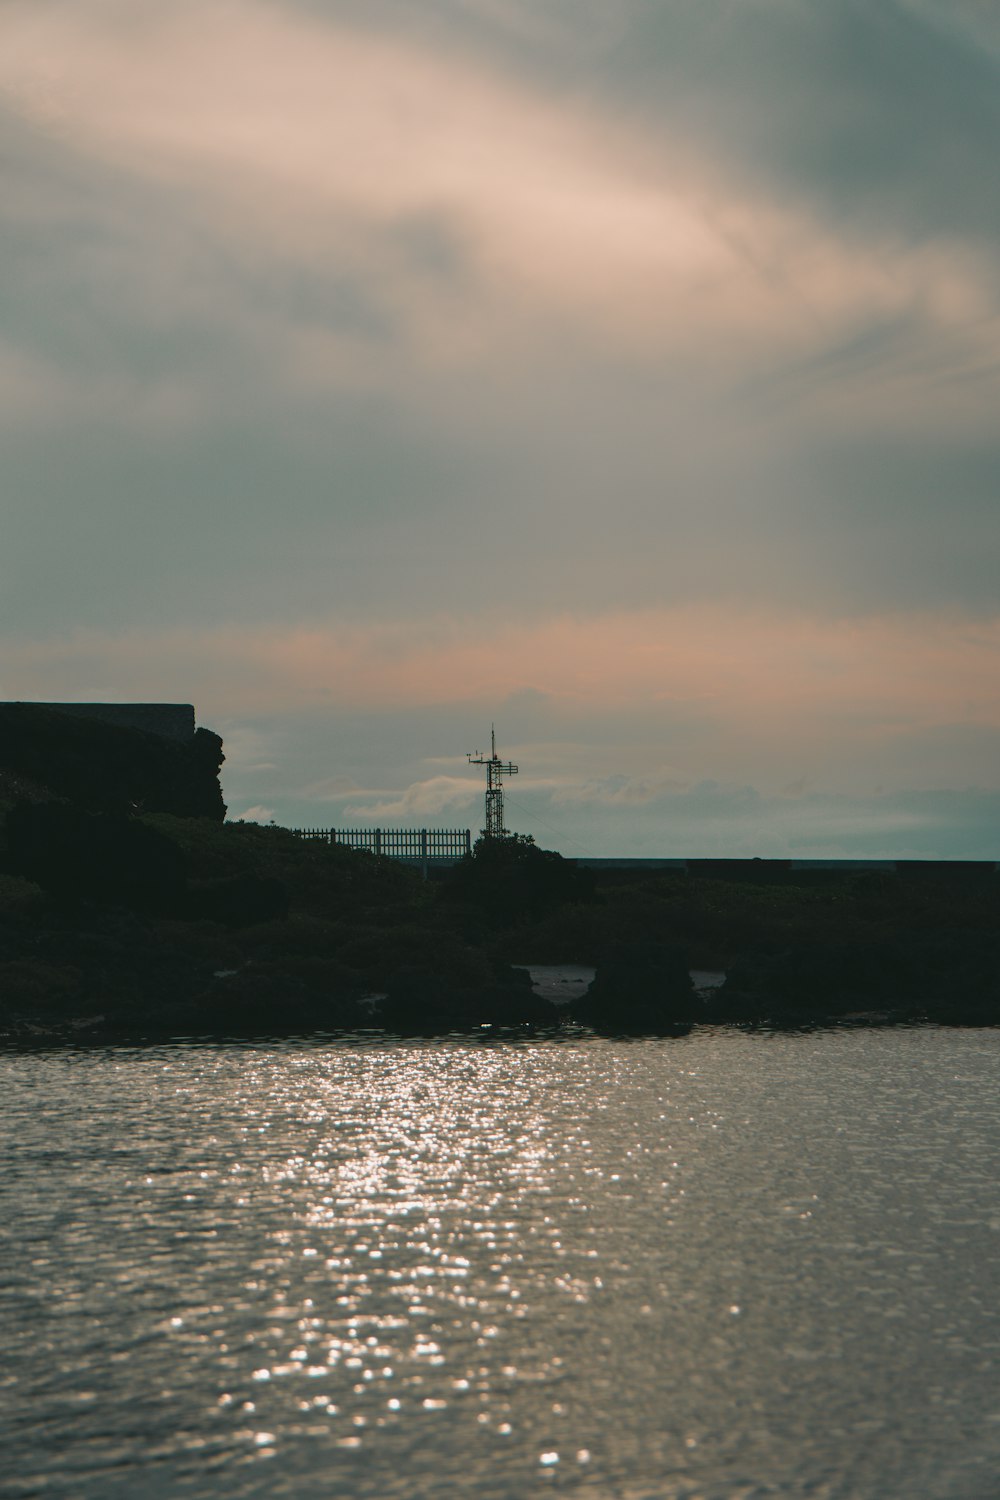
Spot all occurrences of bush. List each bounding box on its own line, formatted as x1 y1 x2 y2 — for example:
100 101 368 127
186 873 289 927
5 802 188 911
442 835 594 925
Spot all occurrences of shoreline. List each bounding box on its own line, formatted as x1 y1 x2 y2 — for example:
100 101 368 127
1 813 997 1045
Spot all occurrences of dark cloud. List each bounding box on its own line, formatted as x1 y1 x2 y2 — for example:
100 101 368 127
571 1 1000 245
2 0 997 858
786 434 1000 612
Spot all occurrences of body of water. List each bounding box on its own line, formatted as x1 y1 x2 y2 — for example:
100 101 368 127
2 1027 999 1499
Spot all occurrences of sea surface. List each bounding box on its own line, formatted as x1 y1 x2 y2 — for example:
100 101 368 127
2 1023 999 1500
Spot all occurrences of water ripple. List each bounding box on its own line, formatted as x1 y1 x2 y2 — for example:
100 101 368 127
2 1030 999 1498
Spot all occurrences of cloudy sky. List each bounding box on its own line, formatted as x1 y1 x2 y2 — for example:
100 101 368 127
3 0 999 856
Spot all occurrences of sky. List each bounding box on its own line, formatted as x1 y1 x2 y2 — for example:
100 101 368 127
2 0 999 857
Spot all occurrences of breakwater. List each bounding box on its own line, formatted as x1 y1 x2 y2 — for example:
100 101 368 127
572 857 999 876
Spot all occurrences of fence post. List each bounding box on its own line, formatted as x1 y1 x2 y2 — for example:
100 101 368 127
295 826 476 863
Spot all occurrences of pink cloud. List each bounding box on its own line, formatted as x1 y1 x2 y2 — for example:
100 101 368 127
2 0 996 423
3 606 997 739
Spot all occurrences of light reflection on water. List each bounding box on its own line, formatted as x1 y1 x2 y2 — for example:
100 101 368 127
2 1029 1000 1499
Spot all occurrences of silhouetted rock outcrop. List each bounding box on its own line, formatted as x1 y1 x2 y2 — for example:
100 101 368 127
0 703 225 819
708 934 1000 1027
192 966 368 1037
574 941 696 1033
378 962 559 1033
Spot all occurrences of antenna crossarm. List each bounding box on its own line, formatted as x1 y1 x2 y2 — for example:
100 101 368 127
466 730 518 839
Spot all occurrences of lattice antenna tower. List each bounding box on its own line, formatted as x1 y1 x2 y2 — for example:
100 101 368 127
467 725 518 839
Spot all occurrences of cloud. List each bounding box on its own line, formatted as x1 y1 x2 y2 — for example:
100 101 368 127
3 605 998 795
0 342 57 421
2 0 996 405
1 0 997 647
232 805 276 824
518 779 1000 861
345 775 479 820
2 0 998 862
213 718 1000 856
610 0 1000 243
551 772 689 808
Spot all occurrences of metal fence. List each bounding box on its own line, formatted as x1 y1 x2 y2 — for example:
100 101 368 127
292 827 472 862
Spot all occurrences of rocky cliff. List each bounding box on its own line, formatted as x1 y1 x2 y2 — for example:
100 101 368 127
0 702 225 820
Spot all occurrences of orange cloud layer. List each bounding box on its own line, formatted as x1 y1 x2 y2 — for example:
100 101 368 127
3 607 998 746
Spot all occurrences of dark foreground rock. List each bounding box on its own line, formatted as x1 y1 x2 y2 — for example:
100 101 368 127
2 805 998 1043
572 942 697 1034
707 935 1000 1028
377 963 560 1034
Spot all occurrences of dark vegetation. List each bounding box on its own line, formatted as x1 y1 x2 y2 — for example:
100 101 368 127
0 713 997 1041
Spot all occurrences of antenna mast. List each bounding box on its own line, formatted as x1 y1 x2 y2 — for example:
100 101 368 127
467 725 518 839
